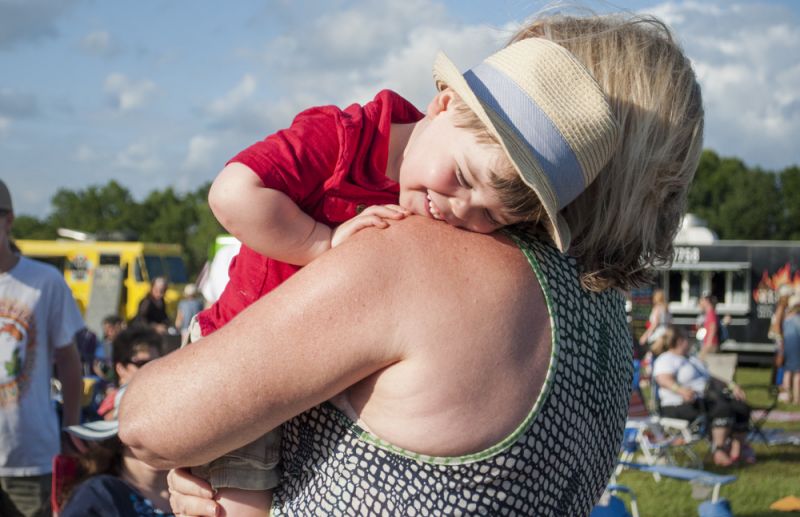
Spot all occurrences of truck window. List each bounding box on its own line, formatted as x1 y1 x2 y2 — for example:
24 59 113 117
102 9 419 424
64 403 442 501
668 271 682 304
731 270 748 305
144 255 165 280
28 255 66 271
135 259 144 282
164 256 188 284
100 254 120 265
710 271 726 306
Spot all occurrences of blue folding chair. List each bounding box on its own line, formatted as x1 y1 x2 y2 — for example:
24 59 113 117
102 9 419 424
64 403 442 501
590 484 639 517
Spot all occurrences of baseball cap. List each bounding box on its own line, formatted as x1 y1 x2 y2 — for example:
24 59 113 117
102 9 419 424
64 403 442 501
0 179 12 212
64 419 119 441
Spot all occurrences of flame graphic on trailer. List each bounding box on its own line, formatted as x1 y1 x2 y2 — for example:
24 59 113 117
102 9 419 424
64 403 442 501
752 263 800 305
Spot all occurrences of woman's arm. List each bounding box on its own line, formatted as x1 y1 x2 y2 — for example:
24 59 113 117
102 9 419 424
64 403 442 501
119 222 412 468
654 373 695 403
208 163 333 266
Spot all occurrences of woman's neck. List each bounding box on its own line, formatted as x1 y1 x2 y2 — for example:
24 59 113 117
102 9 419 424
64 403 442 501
120 452 171 512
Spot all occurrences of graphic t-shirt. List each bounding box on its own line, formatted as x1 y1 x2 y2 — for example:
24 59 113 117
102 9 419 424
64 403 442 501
0 256 85 476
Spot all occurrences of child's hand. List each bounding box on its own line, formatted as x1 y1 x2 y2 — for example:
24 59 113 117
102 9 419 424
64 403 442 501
331 204 410 248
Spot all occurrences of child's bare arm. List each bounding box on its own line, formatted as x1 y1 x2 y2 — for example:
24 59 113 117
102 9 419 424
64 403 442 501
208 163 333 266
331 205 409 248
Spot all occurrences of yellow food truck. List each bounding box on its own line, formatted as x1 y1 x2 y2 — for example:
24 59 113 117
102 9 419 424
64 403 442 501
16 239 188 322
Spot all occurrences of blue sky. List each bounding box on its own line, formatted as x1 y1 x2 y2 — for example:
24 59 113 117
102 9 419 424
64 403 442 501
1 0 799 218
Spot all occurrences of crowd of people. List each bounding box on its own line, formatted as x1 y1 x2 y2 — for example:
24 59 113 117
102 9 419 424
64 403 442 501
8 5 790 515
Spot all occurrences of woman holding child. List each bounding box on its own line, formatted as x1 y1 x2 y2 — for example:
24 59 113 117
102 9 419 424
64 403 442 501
120 12 704 516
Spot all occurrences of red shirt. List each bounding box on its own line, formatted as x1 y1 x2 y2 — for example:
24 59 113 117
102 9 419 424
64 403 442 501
198 90 423 335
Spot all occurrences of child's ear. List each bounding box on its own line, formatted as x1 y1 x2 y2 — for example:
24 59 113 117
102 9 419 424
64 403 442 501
426 88 455 117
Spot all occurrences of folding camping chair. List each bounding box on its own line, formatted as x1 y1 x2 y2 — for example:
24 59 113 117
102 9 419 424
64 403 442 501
619 361 704 479
590 484 639 517
51 454 81 516
618 461 737 515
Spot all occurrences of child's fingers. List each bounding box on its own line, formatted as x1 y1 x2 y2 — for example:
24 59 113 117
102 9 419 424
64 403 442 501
360 204 410 219
355 215 390 229
167 469 218 516
168 468 214 499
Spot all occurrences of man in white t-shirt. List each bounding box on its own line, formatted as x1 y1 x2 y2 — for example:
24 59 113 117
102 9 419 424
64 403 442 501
0 180 84 517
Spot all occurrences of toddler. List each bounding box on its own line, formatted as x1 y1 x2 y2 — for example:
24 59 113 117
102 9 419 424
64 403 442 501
187 35 618 515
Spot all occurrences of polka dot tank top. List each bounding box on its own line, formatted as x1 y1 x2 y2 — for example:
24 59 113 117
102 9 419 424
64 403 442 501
272 233 633 516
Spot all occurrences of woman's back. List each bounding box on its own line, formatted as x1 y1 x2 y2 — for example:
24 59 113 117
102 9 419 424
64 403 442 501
274 230 633 516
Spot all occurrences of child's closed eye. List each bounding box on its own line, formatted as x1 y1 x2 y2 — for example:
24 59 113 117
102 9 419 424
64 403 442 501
455 168 472 189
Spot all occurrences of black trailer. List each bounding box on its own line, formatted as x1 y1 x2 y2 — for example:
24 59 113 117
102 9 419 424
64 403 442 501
644 240 800 365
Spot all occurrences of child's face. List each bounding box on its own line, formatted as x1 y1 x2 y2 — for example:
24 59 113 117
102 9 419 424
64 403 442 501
397 90 522 234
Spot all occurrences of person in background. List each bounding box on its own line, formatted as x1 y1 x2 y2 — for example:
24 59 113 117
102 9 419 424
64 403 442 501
174 284 203 346
136 277 170 334
652 325 754 466
59 326 172 516
0 179 85 517
639 288 672 347
780 294 800 404
93 315 126 381
96 327 163 422
770 286 792 402
699 293 720 358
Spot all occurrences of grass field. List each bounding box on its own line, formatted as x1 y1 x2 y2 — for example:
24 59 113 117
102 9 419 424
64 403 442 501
614 367 800 516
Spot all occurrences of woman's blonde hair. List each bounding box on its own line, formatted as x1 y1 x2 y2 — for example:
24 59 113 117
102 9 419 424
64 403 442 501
650 324 686 357
652 288 666 306
476 13 703 292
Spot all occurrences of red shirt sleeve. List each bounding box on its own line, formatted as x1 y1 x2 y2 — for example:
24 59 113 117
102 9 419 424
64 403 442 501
228 106 342 205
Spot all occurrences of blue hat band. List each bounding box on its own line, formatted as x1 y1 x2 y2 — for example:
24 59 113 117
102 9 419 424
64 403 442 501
463 62 585 209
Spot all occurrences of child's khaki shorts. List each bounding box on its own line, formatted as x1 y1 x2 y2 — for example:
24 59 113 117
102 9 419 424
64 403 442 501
184 315 282 491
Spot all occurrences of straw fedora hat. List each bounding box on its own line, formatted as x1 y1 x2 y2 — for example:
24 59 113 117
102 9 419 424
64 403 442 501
433 38 619 252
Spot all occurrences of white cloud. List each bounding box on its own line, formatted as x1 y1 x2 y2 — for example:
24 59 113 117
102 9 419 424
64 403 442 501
646 1 800 169
104 73 157 112
182 135 219 171
208 75 257 117
115 141 163 173
74 144 97 162
223 0 513 137
80 30 119 57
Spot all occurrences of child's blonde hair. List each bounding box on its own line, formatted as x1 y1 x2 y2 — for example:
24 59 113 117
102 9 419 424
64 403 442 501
451 13 704 292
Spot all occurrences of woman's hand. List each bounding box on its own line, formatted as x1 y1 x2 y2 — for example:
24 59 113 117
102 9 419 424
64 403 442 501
730 383 746 401
676 386 696 403
167 468 219 517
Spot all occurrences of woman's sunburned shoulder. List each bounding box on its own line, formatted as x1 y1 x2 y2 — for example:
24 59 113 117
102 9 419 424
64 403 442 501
336 218 553 458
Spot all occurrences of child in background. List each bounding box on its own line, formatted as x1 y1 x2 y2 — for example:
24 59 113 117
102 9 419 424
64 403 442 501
186 35 619 516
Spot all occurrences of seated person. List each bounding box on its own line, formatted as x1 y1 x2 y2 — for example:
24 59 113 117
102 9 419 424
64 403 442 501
58 327 172 516
651 325 754 466
96 326 162 421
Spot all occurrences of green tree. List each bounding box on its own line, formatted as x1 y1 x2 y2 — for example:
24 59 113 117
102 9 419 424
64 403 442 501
687 150 782 239
779 166 800 239
11 215 56 240
715 168 781 239
46 180 142 236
